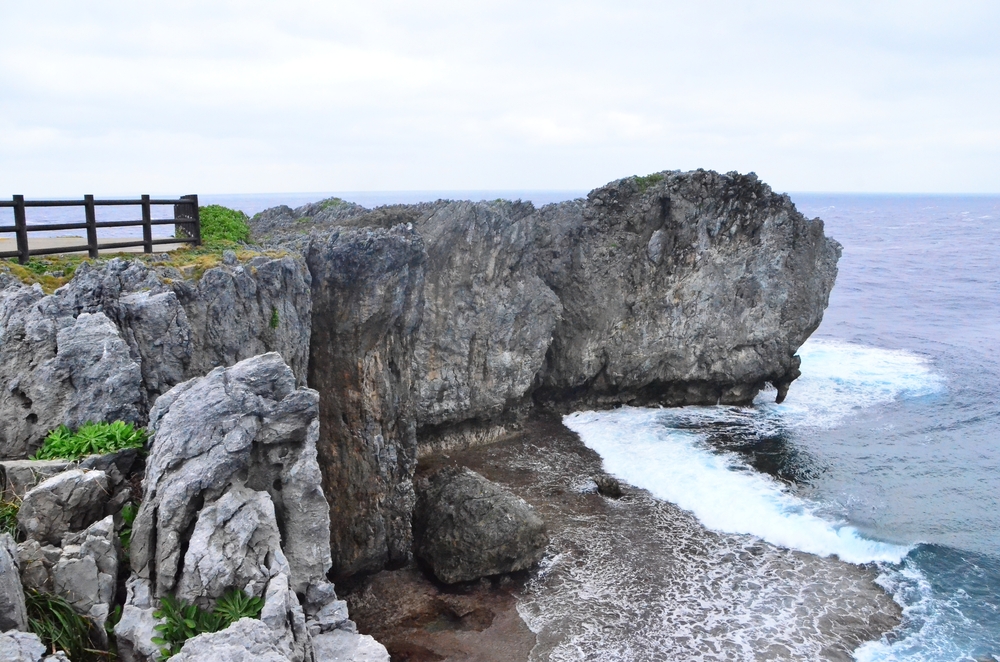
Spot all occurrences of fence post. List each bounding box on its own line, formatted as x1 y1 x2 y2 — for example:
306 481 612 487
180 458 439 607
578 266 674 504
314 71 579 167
84 195 98 259
174 195 199 243
12 195 28 265
141 194 153 253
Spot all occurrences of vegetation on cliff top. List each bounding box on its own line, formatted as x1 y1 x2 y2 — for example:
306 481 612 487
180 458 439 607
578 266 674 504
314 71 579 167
199 204 251 243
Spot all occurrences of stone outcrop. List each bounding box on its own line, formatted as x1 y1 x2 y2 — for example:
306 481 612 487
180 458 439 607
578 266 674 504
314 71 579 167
116 352 360 662
0 255 311 459
306 227 425 578
18 515 119 637
255 170 839 457
0 532 28 632
413 467 548 584
17 469 110 545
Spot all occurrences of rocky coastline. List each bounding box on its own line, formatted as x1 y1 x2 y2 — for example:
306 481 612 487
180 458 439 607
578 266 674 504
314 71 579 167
0 169 854 661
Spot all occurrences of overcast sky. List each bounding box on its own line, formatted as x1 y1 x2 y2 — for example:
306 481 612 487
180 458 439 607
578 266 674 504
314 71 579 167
1 1 998 195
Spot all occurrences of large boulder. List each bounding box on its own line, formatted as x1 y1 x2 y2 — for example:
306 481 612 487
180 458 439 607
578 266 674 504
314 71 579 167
306 227 425 578
0 460 73 501
0 532 28 632
413 467 548 584
117 353 337 662
530 171 841 408
0 256 311 460
17 469 110 545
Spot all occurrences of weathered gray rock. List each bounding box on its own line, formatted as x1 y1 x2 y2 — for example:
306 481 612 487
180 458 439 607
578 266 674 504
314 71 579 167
17 516 119 637
405 201 562 452
0 532 28 632
176 486 285 606
0 460 72 501
17 469 109 545
530 171 840 408
0 256 311 460
170 618 291 662
118 353 331 662
306 227 425 578
0 631 44 662
311 629 390 662
129 352 329 597
414 467 548 584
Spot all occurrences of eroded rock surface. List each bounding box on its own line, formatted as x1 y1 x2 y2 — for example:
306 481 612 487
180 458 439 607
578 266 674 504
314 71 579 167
0 532 28 632
0 256 311 459
306 227 425 578
18 515 119 637
117 352 345 662
414 467 548 584
17 469 110 545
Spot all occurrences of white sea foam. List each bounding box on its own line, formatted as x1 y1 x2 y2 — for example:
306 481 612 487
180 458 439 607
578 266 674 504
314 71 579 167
565 407 910 564
564 339 942 564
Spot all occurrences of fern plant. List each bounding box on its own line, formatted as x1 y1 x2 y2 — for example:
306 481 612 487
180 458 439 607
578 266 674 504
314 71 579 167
151 589 264 659
32 421 148 461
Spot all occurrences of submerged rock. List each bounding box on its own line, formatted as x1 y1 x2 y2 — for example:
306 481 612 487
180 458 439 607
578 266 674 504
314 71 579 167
414 467 548 584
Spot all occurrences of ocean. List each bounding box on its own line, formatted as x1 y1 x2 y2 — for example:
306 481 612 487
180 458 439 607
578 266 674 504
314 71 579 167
7 188 999 660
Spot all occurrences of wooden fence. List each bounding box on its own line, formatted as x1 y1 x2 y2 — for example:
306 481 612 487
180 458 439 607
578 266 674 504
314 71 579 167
0 194 201 264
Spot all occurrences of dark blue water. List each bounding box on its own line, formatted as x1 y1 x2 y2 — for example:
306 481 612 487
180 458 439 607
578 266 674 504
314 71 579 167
795 194 1000 661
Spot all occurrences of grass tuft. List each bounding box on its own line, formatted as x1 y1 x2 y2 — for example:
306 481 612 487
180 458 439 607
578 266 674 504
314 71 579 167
0 496 20 538
32 421 148 461
25 589 97 661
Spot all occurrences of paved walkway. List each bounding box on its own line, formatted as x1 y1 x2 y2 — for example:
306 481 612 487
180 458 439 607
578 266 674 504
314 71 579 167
0 236 186 256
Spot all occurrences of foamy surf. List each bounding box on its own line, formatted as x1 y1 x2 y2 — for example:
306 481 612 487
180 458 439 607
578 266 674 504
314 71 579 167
565 407 911 564
565 339 943 564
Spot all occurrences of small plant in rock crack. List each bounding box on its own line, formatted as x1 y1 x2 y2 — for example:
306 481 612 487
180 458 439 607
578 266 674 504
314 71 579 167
0 496 20 538
152 589 264 659
118 502 138 552
32 421 148 461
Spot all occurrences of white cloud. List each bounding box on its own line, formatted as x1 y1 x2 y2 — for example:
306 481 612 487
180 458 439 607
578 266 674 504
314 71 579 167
0 0 997 194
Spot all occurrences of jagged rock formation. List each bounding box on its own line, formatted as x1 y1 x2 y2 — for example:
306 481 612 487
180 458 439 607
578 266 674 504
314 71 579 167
246 169 840 577
18 516 119 638
116 353 365 662
414 467 548 584
0 256 311 459
306 227 425 579
0 533 28 632
254 170 839 452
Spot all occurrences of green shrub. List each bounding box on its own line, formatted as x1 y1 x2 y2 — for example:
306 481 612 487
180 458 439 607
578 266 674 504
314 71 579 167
634 172 665 193
25 589 95 661
152 590 264 659
198 205 250 243
269 307 280 329
0 497 19 538
32 421 148 461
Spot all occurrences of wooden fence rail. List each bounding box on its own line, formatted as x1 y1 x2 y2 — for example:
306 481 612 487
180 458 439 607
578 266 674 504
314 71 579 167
0 194 201 264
